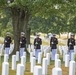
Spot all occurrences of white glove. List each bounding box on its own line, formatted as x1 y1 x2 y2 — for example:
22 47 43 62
5 40 7 43
51 42 54 44
20 41 22 44
35 42 38 45
69 42 72 45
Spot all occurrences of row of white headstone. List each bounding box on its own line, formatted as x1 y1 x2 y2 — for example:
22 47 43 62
2 52 75 75
2 51 26 75
1 50 76 75
30 52 76 75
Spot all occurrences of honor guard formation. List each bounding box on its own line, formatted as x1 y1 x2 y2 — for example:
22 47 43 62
34 34 42 60
50 34 58 60
19 32 27 57
4 32 76 61
4 32 12 57
67 34 75 60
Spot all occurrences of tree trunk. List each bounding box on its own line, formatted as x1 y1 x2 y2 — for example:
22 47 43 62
27 28 31 44
11 7 30 55
23 9 30 44
11 8 20 54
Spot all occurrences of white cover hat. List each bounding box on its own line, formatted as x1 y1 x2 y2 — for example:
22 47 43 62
6 32 10 35
36 34 40 36
21 32 25 35
70 34 74 36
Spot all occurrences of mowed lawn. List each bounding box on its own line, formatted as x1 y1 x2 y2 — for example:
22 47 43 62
0 54 72 75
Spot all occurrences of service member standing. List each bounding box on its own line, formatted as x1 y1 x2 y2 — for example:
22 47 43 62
4 32 12 56
34 34 42 60
19 32 27 57
67 34 75 60
50 34 58 60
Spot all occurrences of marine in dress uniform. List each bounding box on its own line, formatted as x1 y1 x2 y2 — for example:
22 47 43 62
4 32 12 56
19 32 27 57
50 34 58 60
34 34 42 60
67 34 75 60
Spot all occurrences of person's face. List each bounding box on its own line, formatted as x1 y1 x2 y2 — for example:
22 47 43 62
70 36 74 38
7 34 10 36
53 35 56 38
37 36 39 38
21 34 24 37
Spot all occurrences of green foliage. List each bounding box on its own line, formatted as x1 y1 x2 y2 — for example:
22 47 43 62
0 0 76 35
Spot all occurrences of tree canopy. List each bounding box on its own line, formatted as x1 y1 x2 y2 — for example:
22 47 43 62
0 0 76 34
0 0 76 53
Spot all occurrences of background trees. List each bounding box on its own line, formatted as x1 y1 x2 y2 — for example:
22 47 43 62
0 0 76 54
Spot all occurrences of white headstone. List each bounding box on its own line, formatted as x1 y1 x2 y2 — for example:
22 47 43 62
55 54 59 60
65 54 69 67
33 49 35 56
41 45 43 53
33 66 42 75
71 53 75 61
30 57 36 73
2 62 9 75
59 46 62 55
69 61 75 75
12 55 16 70
38 52 42 64
31 45 34 51
63 51 65 61
23 52 26 57
21 56 26 71
28 44 31 52
16 64 24 75
42 58 48 75
46 53 50 65
30 52 33 62
55 59 61 68
16 51 19 61
52 68 62 75
44 49 47 57
4 54 8 62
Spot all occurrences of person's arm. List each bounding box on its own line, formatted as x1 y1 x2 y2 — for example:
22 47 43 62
56 38 58 44
4 37 6 48
4 38 6 44
67 39 69 47
10 37 12 43
4 37 7 43
73 39 75 46
50 38 52 46
34 39 36 49
34 39 36 46
24 38 27 44
40 39 42 45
